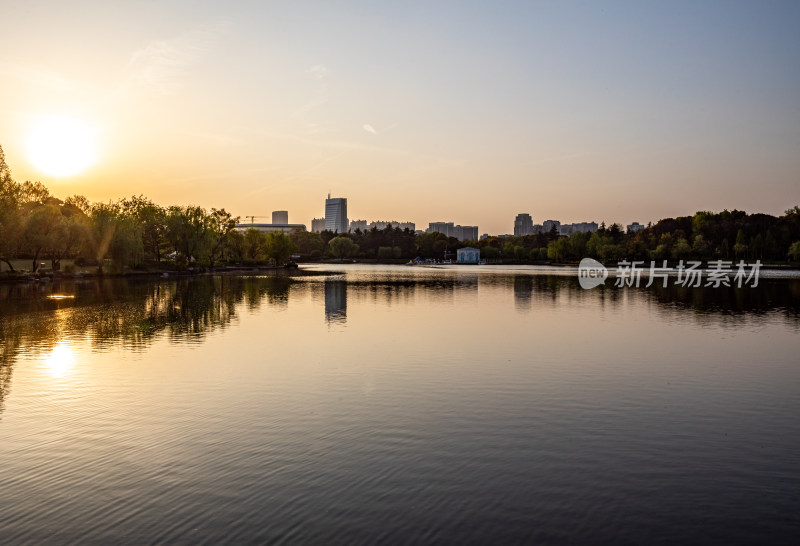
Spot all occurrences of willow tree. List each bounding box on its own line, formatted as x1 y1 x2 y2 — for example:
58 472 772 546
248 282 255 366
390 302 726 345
328 236 359 259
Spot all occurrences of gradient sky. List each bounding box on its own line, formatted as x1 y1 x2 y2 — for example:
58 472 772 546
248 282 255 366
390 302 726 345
1 0 798 234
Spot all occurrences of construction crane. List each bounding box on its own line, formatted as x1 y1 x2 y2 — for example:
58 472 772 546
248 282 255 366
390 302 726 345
244 215 270 224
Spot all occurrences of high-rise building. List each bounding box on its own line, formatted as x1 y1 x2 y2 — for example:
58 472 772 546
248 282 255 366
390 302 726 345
427 222 455 236
311 218 326 232
349 219 368 231
324 280 347 324
325 195 348 233
272 210 288 224
514 213 534 236
454 225 478 242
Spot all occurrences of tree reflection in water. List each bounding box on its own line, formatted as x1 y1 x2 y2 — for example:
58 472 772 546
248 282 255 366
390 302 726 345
1 272 798 415
0 274 296 415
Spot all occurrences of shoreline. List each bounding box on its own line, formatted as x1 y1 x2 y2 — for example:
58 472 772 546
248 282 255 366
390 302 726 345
0 264 331 285
3 261 800 285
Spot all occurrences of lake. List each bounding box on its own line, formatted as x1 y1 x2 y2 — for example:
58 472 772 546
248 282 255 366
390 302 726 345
1 265 799 544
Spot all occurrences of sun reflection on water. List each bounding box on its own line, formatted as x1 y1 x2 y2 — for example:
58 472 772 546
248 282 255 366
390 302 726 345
44 343 76 378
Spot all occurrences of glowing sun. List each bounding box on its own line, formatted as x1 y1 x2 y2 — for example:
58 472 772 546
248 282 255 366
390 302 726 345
26 115 99 177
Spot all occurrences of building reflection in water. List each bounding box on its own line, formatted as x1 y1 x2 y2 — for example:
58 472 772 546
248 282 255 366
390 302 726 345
1 272 800 417
324 280 347 324
513 275 534 310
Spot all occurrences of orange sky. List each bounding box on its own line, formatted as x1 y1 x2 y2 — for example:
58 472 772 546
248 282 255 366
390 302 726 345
1 1 798 234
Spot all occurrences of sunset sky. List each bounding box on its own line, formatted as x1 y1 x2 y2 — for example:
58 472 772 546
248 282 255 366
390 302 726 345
1 0 798 234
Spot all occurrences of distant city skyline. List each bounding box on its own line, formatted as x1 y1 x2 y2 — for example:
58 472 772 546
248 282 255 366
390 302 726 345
250 198 651 237
0 1 798 235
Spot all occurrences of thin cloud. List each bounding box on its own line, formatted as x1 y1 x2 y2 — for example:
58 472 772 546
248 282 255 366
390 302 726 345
305 65 328 80
363 124 377 135
117 21 230 97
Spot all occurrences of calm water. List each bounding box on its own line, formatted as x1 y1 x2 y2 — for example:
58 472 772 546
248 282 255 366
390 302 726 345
1 265 799 544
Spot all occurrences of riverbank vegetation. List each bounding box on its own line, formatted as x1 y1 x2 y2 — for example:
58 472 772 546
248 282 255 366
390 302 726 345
306 208 800 265
1 146 296 276
490 209 800 265
2 144 799 274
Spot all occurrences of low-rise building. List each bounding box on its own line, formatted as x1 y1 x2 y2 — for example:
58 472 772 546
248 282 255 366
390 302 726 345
311 218 326 232
427 222 478 241
559 222 598 236
543 220 561 233
349 219 368 231
457 247 481 264
369 220 416 231
627 222 645 234
236 223 306 235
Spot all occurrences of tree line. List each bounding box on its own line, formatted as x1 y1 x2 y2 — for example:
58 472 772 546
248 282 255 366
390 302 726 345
302 207 800 264
2 144 799 271
474 210 800 264
0 146 296 273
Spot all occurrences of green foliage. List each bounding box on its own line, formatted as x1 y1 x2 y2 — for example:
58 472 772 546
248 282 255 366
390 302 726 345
87 203 120 272
692 235 709 257
290 231 324 257
568 232 588 258
208 208 239 266
243 228 266 262
547 238 570 262
121 195 167 262
264 233 296 265
23 204 63 271
733 229 748 258
1 144 799 270
414 231 460 259
165 205 214 265
64 194 92 215
18 181 51 207
0 144 10 182
328 236 359 259
481 245 500 261
789 241 800 261
343 225 416 259
110 215 144 269
672 238 691 260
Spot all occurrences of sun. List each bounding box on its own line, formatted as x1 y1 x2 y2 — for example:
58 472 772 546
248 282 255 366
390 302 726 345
25 115 99 177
